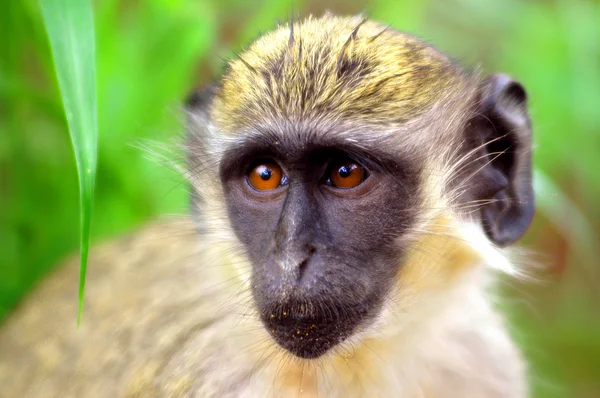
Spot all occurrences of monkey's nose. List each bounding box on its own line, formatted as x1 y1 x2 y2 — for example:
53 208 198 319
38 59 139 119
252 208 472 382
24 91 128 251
275 243 318 286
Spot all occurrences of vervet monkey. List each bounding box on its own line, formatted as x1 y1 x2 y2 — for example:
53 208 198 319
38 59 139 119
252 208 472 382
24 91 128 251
0 14 534 398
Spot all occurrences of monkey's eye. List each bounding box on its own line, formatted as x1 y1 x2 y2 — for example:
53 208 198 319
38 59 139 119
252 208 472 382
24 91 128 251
247 161 286 191
327 161 367 189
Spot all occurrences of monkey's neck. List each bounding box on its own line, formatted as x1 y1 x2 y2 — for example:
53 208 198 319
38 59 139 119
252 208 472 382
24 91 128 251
235 268 502 398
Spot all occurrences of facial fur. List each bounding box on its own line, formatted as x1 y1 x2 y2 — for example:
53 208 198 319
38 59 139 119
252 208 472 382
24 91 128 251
185 14 534 361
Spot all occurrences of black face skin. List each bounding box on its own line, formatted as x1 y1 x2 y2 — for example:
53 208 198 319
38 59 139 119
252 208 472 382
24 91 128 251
220 128 421 359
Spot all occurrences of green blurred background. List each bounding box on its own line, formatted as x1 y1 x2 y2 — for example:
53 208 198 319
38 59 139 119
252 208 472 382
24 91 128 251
1 0 599 396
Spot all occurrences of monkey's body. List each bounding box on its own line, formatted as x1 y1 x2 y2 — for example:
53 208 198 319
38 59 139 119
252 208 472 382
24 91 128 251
1 14 534 397
0 219 525 398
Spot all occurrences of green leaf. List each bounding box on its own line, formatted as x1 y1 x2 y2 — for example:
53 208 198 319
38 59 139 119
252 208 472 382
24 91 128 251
40 0 97 325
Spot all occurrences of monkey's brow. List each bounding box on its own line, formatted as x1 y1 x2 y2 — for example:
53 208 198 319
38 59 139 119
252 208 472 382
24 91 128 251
228 130 391 158
219 131 413 176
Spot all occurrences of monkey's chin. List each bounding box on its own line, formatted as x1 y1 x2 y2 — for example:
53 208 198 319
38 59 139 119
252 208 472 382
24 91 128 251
260 307 366 359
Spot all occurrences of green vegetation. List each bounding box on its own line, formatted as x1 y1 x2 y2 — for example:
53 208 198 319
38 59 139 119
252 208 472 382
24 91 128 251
1 0 599 396
40 0 98 323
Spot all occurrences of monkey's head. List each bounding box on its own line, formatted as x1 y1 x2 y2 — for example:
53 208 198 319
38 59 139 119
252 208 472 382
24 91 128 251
186 15 534 359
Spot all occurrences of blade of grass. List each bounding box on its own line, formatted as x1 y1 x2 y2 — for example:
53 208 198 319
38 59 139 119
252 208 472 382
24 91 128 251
40 0 97 325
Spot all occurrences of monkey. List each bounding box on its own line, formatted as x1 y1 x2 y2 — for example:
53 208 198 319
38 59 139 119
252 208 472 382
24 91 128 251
0 13 534 398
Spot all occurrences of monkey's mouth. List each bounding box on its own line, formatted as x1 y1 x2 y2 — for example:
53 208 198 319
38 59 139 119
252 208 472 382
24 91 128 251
259 303 368 359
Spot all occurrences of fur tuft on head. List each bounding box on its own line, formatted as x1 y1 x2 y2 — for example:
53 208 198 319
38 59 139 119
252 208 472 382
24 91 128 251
211 14 467 133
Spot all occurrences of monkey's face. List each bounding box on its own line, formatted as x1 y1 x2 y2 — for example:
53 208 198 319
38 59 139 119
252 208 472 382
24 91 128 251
188 15 534 361
220 133 421 358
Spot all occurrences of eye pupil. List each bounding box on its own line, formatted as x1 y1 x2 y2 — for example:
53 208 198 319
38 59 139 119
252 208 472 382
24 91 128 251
338 165 351 178
259 167 272 181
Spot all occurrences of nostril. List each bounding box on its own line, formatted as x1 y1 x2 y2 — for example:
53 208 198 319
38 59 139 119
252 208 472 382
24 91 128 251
297 245 316 282
298 258 308 280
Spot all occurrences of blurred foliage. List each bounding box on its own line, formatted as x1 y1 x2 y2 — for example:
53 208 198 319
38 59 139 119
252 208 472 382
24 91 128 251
1 0 599 397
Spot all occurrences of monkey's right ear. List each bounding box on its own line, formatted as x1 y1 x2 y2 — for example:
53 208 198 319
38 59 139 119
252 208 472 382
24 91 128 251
185 84 216 112
185 84 217 229
468 74 535 247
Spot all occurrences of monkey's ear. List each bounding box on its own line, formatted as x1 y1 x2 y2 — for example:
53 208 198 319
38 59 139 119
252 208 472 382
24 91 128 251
185 84 216 112
468 74 534 247
185 84 217 229
184 84 216 151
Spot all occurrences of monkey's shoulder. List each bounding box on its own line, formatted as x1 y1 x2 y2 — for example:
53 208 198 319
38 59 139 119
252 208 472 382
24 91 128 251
4 217 200 321
0 218 222 397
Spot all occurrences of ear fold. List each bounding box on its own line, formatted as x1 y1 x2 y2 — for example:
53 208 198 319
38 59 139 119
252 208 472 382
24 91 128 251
468 74 535 247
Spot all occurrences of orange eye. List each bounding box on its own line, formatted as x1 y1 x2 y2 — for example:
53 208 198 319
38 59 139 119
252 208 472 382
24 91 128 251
330 162 365 189
248 162 284 191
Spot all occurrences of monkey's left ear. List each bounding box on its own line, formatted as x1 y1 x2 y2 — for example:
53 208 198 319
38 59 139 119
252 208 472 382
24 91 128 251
468 74 535 247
